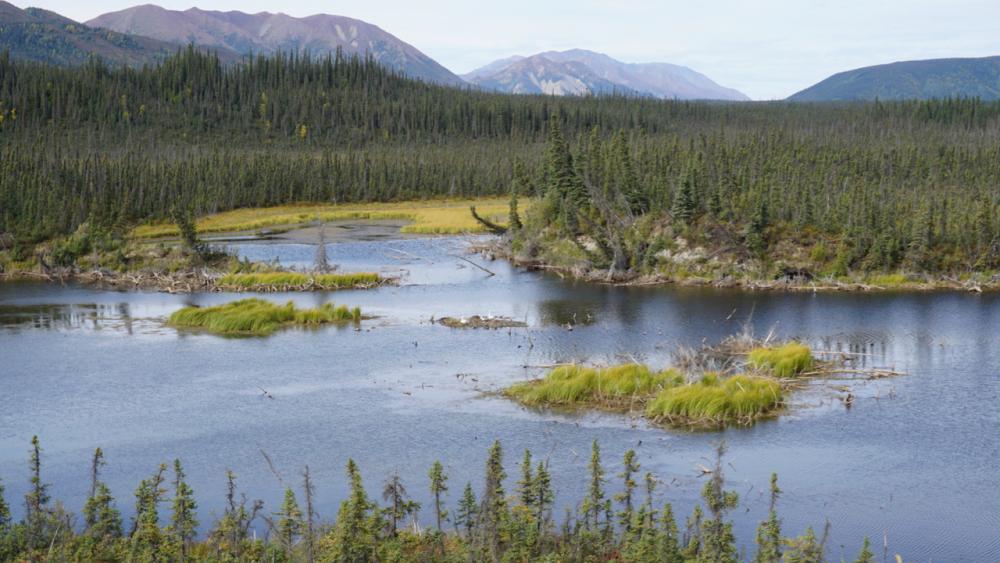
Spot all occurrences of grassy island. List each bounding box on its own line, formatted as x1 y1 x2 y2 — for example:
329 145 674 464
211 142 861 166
216 271 383 292
503 341 838 428
167 298 361 336
505 364 684 408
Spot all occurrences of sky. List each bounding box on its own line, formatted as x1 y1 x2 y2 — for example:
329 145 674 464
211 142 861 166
12 0 1000 99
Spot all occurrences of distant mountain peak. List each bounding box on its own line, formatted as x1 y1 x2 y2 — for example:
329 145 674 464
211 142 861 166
465 49 748 100
86 4 465 86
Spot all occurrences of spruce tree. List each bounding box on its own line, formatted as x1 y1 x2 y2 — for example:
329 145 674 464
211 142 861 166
275 487 302 558
699 443 738 563
382 473 418 538
325 459 376 561
583 440 606 530
24 435 50 549
854 537 876 563
0 476 9 530
660 503 683 563
477 440 508 560
427 461 448 531
746 198 770 256
754 473 782 563
82 448 122 542
131 464 167 557
508 166 524 232
615 449 640 532
671 172 697 225
170 459 198 558
532 461 553 534
456 482 478 537
516 450 534 509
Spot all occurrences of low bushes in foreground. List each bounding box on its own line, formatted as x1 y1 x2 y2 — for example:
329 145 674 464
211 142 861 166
747 342 815 377
216 271 382 291
645 374 785 427
0 436 885 563
167 298 361 336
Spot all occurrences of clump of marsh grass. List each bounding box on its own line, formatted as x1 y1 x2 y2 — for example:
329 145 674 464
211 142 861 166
168 298 361 336
645 374 784 428
505 364 684 410
747 342 815 377
216 271 382 292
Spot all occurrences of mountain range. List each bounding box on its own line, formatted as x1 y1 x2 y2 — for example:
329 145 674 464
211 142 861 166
86 5 465 86
0 0 179 66
463 49 749 101
4 2 1000 102
789 56 1000 101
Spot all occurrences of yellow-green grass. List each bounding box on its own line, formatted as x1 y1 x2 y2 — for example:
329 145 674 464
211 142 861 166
645 374 784 427
864 273 911 288
747 342 815 377
168 298 361 336
216 272 381 291
133 198 525 239
506 364 684 409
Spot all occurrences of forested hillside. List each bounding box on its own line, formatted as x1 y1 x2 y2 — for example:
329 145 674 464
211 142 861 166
0 1 179 66
1 47 998 275
791 56 1000 101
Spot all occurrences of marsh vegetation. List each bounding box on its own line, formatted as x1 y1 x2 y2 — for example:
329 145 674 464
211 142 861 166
216 271 383 292
501 339 876 428
167 298 362 336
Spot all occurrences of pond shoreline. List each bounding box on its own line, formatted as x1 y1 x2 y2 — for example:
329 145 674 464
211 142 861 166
482 241 998 294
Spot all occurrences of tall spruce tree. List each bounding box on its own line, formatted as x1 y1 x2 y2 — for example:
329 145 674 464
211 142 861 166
275 487 303 558
583 441 606 530
170 459 198 558
428 461 448 531
754 473 782 563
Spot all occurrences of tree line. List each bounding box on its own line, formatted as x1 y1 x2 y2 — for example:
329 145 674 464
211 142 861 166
1 48 998 273
0 436 880 562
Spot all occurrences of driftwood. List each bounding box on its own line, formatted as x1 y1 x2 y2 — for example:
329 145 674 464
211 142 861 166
469 206 507 235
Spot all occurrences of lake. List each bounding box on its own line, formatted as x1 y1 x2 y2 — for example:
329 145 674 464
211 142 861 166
1 233 998 561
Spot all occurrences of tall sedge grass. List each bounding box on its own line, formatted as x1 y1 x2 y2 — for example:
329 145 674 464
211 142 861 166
133 198 525 238
645 374 784 427
217 272 381 291
747 342 814 377
168 298 361 335
506 364 684 408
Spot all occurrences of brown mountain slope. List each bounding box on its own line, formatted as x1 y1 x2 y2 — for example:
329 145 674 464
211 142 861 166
88 5 465 85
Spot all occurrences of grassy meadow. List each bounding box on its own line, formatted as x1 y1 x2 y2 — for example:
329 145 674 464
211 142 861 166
133 198 521 239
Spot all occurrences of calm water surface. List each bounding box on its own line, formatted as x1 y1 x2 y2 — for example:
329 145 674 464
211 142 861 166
1 235 998 561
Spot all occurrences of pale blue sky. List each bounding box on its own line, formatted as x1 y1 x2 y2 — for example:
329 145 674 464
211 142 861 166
13 0 1000 99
